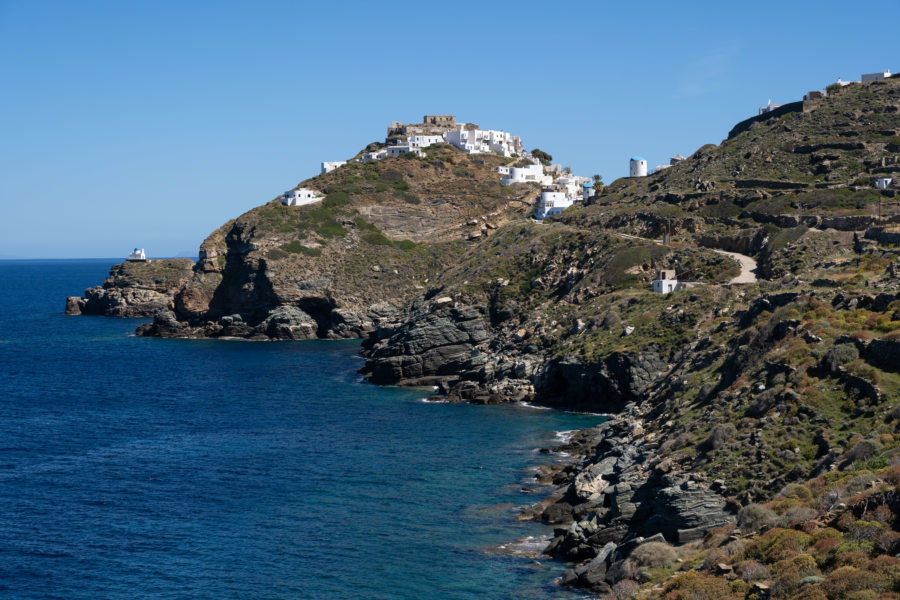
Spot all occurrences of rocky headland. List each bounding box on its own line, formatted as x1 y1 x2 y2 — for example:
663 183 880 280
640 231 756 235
65 258 195 317
70 79 900 599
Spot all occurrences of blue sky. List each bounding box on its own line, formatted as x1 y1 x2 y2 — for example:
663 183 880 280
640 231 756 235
1 0 897 258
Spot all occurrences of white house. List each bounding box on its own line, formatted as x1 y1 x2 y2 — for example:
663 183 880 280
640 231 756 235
446 126 522 156
630 156 648 177
128 247 146 261
652 269 678 294
282 188 323 207
652 164 671 174
758 99 786 115
408 134 445 148
362 149 388 162
535 190 572 220
386 145 423 157
835 77 854 87
501 163 551 185
875 177 893 190
862 70 892 82
321 161 346 174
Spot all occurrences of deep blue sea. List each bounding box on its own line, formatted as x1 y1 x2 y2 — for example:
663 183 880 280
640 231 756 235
0 259 603 599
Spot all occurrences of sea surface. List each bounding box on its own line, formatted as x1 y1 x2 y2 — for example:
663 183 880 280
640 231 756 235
0 259 603 599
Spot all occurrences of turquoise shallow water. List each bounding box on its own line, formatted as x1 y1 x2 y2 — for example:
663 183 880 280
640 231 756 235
0 259 602 599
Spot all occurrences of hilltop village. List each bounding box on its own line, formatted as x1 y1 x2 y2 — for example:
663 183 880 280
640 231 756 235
295 114 598 220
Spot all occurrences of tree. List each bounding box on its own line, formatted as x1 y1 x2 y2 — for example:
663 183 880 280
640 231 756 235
531 148 552 165
593 174 603 186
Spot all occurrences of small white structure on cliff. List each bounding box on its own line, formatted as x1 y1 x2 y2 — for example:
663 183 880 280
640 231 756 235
582 181 594 200
535 189 572 220
758 99 786 115
875 177 894 190
128 248 146 261
321 161 346 174
652 270 677 294
629 156 648 177
281 188 323 207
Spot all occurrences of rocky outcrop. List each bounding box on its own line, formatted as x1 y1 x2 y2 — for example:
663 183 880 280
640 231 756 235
534 353 669 412
362 299 490 385
65 259 195 317
539 414 736 593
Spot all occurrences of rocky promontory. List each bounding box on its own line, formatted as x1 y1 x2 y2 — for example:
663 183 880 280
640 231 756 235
65 258 195 317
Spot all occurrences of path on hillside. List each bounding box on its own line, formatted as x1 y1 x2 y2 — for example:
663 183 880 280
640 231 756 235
712 249 758 283
553 224 760 284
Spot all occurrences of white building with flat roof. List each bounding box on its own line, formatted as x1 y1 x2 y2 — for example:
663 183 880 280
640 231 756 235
386 145 422 157
282 188 323 207
500 163 552 185
128 248 146 261
407 134 445 148
446 126 522 156
875 177 893 190
321 161 346 174
652 270 678 294
535 190 572 220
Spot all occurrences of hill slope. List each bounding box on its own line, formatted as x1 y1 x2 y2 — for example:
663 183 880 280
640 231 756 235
137 145 535 339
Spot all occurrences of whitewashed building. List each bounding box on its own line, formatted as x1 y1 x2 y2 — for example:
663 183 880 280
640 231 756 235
128 248 146 261
652 270 678 294
362 149 388 162
446 126 522 156
582 181 595 200
282 188 323 207
535 190 572 220
835 77 854 87
386 145 423 157
758 99 786 115
862 70 892 82
875 177 893 190
321 161 346 174
407 134 445 148
500 163 551 185
630 156 648 177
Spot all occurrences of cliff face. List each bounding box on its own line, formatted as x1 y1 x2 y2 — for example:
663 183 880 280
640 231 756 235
136 146 536 339
65 259 195 317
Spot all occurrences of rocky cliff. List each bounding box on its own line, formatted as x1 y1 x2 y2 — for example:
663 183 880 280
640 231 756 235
65 259 195 317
